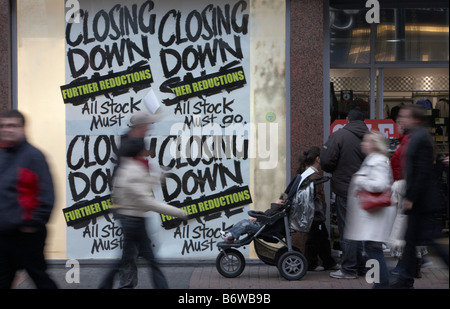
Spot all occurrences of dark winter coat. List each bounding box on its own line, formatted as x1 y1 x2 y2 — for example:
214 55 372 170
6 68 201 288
404 126 442 214
0 140 54 233
320 120 368 198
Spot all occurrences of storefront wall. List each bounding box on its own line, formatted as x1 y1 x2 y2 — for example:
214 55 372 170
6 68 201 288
3 0 445 261
6 0 293 260
0 0 11 114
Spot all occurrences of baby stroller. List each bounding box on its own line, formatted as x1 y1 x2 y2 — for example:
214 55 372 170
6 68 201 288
216 174 330 281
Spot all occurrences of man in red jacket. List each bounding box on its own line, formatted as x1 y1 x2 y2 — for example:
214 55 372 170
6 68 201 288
0 110 57 289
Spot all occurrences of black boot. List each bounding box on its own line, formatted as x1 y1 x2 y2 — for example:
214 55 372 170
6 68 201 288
415 257 422 278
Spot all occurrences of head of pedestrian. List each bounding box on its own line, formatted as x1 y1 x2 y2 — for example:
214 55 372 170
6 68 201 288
361 130 389 156
396 105 426 132
346 108 365 123
128 111 158 138
0 110 26 147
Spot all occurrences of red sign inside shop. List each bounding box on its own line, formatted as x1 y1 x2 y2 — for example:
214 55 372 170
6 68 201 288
330 119 399 139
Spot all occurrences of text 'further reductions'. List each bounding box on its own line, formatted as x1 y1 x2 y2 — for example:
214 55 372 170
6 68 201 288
63 195 113 227
161 185 252 229
61 63 153 105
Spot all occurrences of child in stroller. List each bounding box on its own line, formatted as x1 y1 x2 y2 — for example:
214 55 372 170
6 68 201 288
220 193 288 243
215 172 330 281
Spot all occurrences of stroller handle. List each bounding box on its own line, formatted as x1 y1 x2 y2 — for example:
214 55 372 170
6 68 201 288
313 176 331 185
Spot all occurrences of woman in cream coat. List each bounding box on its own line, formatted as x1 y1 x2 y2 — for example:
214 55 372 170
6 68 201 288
99 113 186 289
345 131 397 288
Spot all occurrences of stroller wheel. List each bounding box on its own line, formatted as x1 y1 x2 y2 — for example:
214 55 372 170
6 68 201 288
216 249 246 278
277 251 307 281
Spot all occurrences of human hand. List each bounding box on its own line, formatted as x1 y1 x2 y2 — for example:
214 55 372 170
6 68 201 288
402 199 413 211
19 227 37 233
442 156 449 167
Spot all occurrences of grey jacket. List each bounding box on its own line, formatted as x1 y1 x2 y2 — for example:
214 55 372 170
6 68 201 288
113 157 186 218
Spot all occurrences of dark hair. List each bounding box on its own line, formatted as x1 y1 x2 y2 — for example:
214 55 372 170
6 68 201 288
399 104 426 123
297 146 320 174
119 137 145 157
0 110 25 126
347 108 365 121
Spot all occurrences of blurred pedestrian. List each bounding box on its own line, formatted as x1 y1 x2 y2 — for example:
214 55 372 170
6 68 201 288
388 120 429 278
298 147 339 272
98 112 186 289
320 108 368 279
345 131 396 288
0 110 57 289
112 112 159 289
391 105 449 289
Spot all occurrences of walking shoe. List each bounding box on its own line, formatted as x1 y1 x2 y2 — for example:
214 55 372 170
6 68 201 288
220 231 234 243
390 267 400 276
421 257 433 268
314 266 325 271
329 270 357 279
326 264 341 271
389 276 414 289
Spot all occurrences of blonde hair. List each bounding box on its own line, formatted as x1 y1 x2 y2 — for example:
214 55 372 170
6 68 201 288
366 130 389 156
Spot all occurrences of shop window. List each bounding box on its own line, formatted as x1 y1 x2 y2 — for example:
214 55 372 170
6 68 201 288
330 69 371 122
15 0 287 260
330 8 371 64
376 8 449 62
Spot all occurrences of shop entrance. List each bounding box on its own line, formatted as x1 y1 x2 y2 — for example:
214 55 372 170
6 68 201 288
326 4 449 256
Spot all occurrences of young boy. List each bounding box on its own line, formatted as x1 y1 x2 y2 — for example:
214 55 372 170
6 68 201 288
220 193 287 243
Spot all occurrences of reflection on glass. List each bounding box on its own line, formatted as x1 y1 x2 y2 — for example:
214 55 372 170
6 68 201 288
376 8 449 62
330 9 371 64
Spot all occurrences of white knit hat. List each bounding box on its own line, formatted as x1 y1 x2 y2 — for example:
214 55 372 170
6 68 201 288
129 111 158 127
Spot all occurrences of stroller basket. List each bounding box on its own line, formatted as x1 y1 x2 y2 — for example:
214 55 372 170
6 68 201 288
253 238 280 266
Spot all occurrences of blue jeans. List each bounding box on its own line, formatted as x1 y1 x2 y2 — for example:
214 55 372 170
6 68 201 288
229 219 261 240
335 195 367 276
365 241 389 289
98 214 168 289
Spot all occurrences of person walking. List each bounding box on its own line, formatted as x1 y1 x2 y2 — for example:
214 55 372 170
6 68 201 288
320 108 368 279
98 112 187 289
390 105 449 289
298 147 339 272
0 110 58 289
388 121 429 278
345 131 397 288
111 112 159 289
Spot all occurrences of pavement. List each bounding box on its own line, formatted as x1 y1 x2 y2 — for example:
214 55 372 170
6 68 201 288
5 252 447 308
11 253 448 290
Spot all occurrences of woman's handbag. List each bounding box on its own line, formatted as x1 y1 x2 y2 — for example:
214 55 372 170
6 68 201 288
356 189 392 211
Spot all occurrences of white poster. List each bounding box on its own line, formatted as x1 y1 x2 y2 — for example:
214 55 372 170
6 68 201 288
63 0 251 259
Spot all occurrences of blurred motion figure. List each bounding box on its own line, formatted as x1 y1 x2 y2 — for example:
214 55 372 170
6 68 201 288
0 110 57 289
